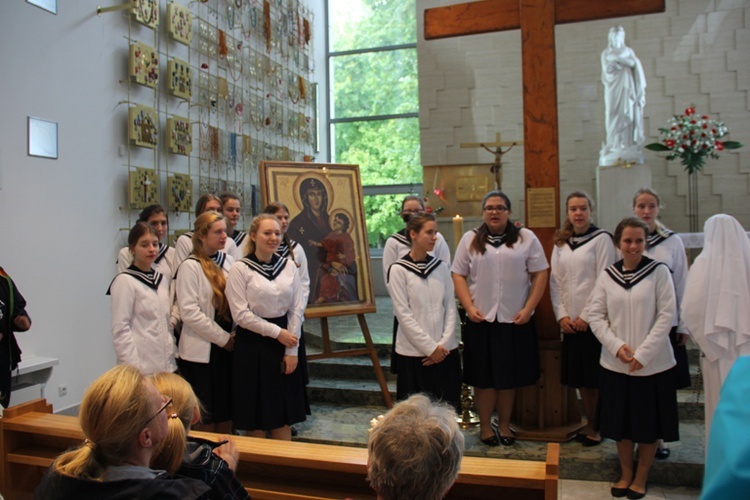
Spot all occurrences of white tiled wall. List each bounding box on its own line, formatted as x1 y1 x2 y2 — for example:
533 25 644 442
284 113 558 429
417 0 750 232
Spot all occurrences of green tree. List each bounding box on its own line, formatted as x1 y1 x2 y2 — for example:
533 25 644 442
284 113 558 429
328 0 421 246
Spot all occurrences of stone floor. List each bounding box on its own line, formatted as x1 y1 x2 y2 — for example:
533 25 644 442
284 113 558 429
296 296 705 497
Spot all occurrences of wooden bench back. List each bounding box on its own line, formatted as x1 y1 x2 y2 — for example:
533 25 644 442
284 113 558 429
1 399 558 499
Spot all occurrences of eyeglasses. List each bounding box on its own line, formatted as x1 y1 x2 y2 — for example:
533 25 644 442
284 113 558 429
483 205 509 213
144 396 172 426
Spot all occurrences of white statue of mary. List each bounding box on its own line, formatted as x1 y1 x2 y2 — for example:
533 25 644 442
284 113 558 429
599 26 647 166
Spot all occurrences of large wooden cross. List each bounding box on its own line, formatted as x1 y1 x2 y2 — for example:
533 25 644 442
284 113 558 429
425 0 665 440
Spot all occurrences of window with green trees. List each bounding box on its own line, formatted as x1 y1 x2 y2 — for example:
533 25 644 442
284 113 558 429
327 0 421 249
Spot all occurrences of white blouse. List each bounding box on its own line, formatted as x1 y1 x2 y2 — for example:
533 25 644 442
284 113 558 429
587 259 676 376
387 257 458 357
109 271 177 374
175 255 235 363
382 230 451 285
550 230 616 325
644 231 688 333
226 257 305 356
451 227 549 323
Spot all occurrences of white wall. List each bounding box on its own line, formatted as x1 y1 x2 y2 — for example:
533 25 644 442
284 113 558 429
417 0 750 231
0 0 327 412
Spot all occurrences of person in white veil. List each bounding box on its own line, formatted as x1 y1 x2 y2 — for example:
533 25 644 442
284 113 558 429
681 214 750 447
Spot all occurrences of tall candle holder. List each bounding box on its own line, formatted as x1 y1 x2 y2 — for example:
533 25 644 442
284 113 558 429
456 304 479 428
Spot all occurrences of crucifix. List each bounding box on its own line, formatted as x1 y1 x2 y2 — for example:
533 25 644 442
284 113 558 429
460 132 521 190
425 0 665 441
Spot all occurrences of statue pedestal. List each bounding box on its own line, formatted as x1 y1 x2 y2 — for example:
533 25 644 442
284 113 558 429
596 163 651 232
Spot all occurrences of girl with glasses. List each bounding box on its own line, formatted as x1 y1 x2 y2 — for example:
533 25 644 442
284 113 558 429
451 190 549 446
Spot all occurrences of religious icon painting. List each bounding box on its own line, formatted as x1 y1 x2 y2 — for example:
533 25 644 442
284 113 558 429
167 173 193 213
129 42 159 89
166 115 192 156
167 58 191 100
260 161 376 318
167 2 192 45
128 167 159 209
128 105 158 149
132 0 158 29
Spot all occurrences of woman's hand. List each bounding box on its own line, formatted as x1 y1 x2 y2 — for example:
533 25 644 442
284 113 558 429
223 334 235 352
675 333 689 347
466 305 485 323
512 308 532 325
283 355 298 374
572 318 589 332
616 344 634 364
277 329 298 348
628 358 644 373
423 345 449 366
559 316 575 334
213 437 239 471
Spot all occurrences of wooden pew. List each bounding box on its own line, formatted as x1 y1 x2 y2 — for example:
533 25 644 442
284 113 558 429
1 399 559 499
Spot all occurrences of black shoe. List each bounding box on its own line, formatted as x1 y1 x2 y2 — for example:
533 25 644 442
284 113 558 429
580 435 602 447
291 426 298 437
611 486 628 498
626 487 646 499
481 434 500 447
498 434 515 446
655 447 670 459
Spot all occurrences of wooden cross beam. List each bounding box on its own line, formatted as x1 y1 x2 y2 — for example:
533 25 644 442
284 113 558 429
424 0 665 440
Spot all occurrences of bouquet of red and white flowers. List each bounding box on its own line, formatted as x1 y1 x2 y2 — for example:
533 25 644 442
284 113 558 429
645 106 742 174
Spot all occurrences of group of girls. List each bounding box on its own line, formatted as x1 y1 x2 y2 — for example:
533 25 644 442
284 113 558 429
385 187 688 499
108 194 309 442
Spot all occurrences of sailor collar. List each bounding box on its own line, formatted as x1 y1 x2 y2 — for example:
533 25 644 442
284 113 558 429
240 253 286 281
605 256 664 290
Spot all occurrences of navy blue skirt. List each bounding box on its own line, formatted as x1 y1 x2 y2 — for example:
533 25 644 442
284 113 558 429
232 316 307 431
462 320 540 390
598 367 679 443
396 348 462 412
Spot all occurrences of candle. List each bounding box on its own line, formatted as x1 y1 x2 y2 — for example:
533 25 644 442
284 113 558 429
453 215 464 252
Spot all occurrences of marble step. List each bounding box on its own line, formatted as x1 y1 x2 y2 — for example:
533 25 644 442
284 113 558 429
308 355 395 381
306 377 396 407
294 403 706 488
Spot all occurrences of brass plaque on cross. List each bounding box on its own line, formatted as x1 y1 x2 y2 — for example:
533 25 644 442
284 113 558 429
526 187 557 228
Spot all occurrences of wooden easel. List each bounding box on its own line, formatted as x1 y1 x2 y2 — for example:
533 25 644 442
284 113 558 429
307 313 393 408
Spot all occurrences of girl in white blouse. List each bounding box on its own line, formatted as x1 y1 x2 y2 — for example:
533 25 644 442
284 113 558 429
386 212 461 410
108 222 177 375
226 214 306 440
383 195 451 375
550 192 616 446
175 211 235 433
452 191 549 447
633 187 690 460
588 217 678 499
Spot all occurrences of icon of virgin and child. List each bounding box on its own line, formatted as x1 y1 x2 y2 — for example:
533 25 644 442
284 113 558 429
287 175 359 306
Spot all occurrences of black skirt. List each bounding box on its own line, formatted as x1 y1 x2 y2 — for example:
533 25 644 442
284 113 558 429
179 343 233 424
561 327 602 389
232 316 307 431
396 348 462 412
669 326 691 389
462 320 540 390
598 367 679 443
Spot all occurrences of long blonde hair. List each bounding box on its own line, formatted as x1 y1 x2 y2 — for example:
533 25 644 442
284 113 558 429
149 372 202 474
246 214 280 256
554 191 594 247
53 365 153 480
191 212 230 320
